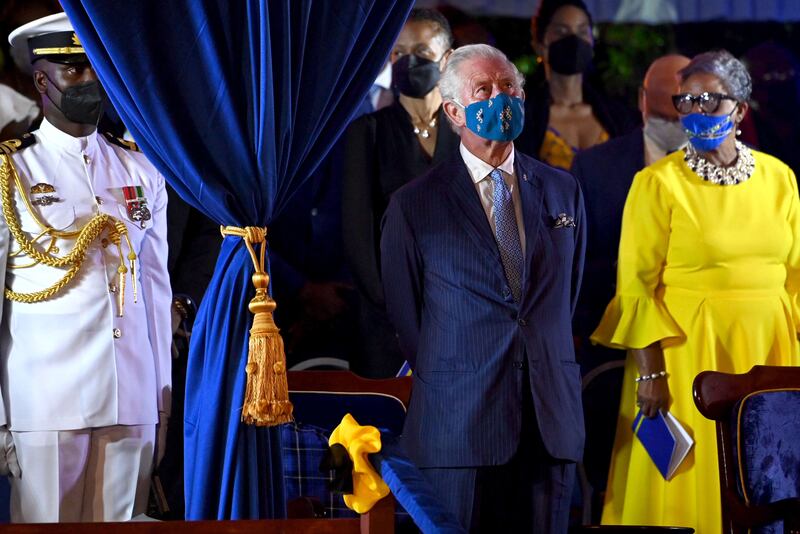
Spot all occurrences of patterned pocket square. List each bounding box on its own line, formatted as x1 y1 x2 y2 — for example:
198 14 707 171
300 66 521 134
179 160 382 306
552 213 576 228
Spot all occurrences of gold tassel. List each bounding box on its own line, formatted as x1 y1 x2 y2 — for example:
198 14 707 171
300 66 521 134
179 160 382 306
120 227 138 304
221 225 293 426
117 264 126 317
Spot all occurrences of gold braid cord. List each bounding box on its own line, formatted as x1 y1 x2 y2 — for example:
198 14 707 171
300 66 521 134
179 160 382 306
0 155 137 312
221 225 293 426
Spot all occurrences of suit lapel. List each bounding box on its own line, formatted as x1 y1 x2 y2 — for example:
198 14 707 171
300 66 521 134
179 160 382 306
444 157 505 276
516 154 544 296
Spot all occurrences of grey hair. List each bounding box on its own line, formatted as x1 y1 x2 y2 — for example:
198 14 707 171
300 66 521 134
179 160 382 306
679 50 752 102
439 44 525 105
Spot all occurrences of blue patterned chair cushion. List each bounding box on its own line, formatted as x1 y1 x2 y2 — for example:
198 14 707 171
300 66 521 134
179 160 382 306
279 422 357 519
733 388 800 534
279 421 412 524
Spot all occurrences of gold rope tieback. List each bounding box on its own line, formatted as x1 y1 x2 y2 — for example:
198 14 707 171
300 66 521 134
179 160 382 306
221 225 293 426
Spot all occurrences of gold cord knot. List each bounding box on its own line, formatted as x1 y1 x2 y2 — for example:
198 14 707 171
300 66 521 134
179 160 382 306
220 225 292 426
244 226 265 244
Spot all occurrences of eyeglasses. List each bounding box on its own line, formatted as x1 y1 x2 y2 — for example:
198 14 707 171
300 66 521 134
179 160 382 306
672 92 739 114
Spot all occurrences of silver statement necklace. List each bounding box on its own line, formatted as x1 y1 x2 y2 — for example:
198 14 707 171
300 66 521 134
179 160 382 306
412 117 437 139
683 140 755 186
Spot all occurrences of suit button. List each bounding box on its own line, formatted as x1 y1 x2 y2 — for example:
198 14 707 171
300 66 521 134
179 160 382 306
112 328 122 339
502 286 511 298
513 361 524 369
518 318 528 326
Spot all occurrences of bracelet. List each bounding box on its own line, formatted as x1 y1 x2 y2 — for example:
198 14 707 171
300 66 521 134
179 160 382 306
635 370 668 383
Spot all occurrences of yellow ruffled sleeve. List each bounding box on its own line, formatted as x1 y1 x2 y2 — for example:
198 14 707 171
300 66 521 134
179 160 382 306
590 165 685 350
782 167 800 334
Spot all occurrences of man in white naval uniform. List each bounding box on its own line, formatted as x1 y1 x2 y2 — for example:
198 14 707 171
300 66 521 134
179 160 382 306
0 13 172 522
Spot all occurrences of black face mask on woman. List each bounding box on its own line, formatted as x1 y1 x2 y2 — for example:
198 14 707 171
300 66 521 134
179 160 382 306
44 74 105 125
547 34 594 76
392 54 441 98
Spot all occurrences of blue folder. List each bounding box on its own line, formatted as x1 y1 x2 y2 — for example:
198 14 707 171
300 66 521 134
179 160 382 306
632 409 693 480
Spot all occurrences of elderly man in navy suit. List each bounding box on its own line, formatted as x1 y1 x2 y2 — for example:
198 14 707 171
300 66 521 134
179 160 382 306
381 43 586 532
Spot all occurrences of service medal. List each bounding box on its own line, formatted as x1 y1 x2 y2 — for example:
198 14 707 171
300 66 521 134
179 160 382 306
121 185 152 229
30 183 61 206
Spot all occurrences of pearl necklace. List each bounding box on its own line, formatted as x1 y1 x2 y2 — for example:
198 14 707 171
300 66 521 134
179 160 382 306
412 117 437 139
683 140 755 186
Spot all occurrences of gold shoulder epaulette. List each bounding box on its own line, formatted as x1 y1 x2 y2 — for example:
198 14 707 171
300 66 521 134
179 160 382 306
0 133 37 156
103 132 141 152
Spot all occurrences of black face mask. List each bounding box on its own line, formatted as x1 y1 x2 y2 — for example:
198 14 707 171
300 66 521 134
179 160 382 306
44 74 105 125
392 54 441 98
547 34 594 75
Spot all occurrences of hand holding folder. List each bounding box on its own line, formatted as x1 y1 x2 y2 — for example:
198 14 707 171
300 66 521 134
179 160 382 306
632 409 694 480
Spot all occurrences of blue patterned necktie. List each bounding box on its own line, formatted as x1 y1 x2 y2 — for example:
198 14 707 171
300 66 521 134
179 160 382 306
490 168 523 302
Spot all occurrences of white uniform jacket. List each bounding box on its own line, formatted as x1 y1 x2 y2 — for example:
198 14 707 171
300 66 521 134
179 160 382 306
0 118 171 431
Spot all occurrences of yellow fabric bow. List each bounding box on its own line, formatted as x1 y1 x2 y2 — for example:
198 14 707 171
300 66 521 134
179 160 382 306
329 413 390 514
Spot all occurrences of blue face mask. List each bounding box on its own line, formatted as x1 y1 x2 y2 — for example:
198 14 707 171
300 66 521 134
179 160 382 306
457 93 525 142
680 110 736 152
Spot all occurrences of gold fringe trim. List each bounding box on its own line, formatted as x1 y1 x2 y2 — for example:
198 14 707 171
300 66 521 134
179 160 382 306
220 225 293 426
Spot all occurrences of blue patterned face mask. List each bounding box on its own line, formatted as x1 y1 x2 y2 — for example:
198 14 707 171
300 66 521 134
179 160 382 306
456 93 525 142
681 109 736 152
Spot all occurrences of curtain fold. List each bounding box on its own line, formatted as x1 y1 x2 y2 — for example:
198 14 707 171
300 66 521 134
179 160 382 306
59 0 413 519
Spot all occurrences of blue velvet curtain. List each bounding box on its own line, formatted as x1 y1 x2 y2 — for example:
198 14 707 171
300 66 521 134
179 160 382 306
59 0 413 519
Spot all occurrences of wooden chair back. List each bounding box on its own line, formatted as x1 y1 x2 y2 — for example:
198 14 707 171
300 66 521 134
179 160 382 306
693 365 800 533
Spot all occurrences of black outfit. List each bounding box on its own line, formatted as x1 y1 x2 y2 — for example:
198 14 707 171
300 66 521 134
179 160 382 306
570 128 644 342
269 141 360 368
342 101 459 378
569 127 645 516
161 185 222 519
166 185 222 305
515 79 639 160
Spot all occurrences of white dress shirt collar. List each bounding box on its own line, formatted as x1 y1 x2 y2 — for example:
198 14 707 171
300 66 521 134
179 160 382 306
37 117 99 153
459 142 515 183
459 142 526 255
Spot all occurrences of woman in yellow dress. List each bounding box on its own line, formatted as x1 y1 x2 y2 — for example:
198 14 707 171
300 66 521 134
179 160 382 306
592 50 800 532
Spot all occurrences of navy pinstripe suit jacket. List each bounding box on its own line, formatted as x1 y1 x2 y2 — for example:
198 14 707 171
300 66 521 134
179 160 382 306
381 148 586 468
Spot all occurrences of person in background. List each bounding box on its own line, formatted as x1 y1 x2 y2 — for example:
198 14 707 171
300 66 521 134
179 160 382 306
269 145 359 370
569 53 689 516
0 84 39 140
360 60 394 116
342 8 459 378
591 50 800 532
158 184 221 518
382 43 585 532
1 13 171 522
268 43 395 371
516 0 637 170
572 53 690 361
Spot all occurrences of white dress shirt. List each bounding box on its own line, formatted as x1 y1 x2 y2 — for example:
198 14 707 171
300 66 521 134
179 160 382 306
2 118 172 431
459 142 526 254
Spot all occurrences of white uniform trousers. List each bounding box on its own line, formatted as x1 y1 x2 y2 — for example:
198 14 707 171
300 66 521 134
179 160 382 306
10 424 155 523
